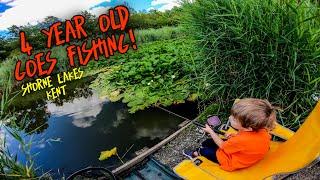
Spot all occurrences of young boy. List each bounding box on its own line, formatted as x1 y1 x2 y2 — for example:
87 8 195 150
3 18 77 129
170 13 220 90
183 98 276 171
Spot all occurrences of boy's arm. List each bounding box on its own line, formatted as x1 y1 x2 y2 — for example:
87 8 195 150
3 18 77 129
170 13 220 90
203 124 224 147
209 131 224 147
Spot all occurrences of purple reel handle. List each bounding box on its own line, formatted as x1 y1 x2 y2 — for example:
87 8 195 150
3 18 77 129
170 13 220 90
207 116 221 127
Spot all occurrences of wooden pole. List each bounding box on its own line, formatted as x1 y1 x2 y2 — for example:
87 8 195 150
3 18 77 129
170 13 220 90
112 119 192 175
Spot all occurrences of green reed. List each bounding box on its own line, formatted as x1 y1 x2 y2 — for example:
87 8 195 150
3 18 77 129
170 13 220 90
180 0 320 129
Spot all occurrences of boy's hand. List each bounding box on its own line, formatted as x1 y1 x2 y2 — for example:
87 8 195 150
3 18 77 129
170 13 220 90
203 124 224 148
224 133 236 139
202 124 214 134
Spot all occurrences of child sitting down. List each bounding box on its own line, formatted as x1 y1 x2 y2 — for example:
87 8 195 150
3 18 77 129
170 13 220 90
183 98 276 171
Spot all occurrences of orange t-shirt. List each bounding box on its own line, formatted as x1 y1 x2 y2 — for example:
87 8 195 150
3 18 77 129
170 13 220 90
216 129 271 171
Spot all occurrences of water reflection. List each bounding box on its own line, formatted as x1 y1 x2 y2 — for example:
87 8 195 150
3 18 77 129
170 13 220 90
10 77 95 134
5 76 198 178
21 97 187 177
47 93 105 129
113 109 129 128
132 111 182 140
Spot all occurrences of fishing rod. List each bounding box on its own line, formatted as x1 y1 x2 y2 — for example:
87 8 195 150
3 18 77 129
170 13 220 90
156 105 225 135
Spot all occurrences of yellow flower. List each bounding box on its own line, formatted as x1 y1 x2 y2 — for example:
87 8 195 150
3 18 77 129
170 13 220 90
99 147 117 161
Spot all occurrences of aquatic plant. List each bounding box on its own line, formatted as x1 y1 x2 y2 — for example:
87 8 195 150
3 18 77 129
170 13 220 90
0 126 37 179
91 38 199 113
0 80 37 179
85 26 186 76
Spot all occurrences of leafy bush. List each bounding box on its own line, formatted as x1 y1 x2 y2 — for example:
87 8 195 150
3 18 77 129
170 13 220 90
51 45 69 73
128 8 181 29
90 38 199 113
86 26 186 75
181 0 320 129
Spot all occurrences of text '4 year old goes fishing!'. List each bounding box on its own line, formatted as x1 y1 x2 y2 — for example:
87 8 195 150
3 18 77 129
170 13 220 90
14 5 137 81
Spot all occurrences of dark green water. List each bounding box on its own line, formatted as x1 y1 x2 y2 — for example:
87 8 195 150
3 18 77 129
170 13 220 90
5 77 198 178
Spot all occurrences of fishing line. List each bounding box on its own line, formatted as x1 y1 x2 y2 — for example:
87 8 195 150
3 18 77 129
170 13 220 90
156 105 191 122
156 105 225 136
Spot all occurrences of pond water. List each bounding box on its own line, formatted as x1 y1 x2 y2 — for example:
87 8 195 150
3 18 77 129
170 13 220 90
4 77 198 178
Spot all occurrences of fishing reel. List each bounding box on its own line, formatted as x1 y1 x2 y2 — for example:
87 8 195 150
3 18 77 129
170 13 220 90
193 115 223 142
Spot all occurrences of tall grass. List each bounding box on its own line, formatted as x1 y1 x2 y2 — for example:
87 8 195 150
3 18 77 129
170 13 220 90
0 57 16 94
133 26 184 43
181 0 320 129
0 78 37 179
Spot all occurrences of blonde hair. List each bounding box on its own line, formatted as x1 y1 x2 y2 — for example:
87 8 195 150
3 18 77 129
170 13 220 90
230 98 276 131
